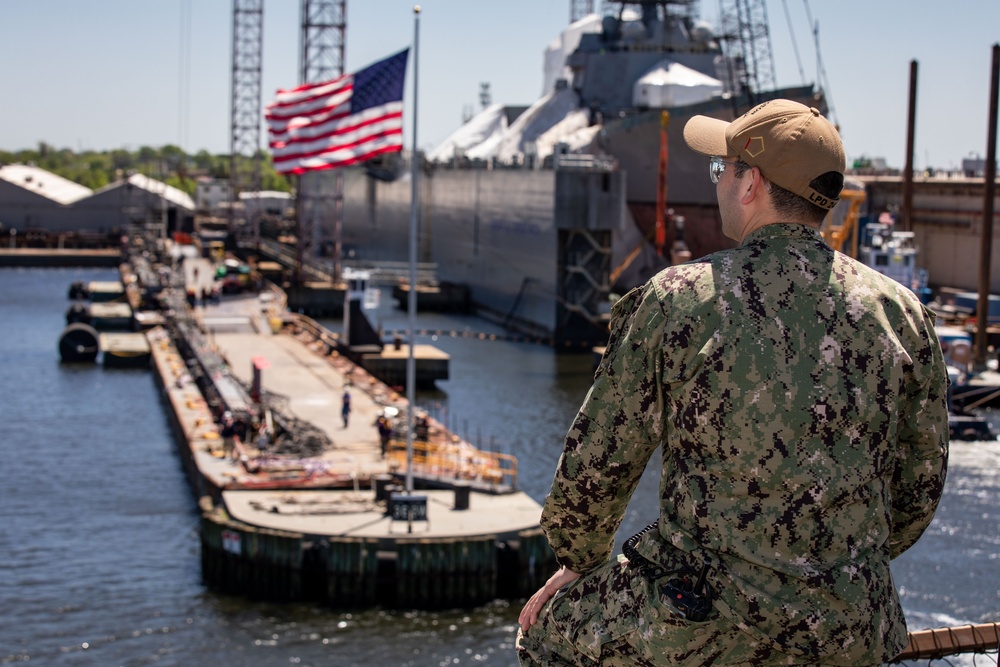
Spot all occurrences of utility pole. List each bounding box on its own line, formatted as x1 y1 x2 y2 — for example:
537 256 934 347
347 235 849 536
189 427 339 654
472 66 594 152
975 44 999 368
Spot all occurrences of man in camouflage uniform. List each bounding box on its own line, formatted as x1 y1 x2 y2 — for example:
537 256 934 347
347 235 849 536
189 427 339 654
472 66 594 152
517 99 949 666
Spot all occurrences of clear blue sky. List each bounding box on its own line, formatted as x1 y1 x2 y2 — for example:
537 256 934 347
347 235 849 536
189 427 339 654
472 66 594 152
1 1 997 170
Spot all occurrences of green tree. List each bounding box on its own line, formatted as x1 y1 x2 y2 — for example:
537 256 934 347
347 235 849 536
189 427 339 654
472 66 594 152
0 143 292 198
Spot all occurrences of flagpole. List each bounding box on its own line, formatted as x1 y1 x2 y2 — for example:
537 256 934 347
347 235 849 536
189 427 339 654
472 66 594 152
405 5 421 494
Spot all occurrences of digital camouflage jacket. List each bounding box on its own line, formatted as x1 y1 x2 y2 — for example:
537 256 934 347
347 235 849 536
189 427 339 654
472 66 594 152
540 223 949 663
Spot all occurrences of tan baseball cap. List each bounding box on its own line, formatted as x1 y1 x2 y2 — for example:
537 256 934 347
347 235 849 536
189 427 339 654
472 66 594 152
683 99 845 210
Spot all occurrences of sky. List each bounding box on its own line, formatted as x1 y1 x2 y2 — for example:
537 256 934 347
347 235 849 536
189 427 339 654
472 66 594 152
1 1 997 171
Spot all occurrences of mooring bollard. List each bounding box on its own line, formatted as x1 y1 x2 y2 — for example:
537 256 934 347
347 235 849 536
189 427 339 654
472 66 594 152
374 474 394 502
453 481 471 510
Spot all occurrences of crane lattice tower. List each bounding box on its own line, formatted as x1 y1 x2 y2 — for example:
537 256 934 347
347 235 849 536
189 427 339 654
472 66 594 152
230 0 264 238
716 0 777 109
297 0 346 282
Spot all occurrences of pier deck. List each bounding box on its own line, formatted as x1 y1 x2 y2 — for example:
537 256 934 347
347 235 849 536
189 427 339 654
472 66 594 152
159 258 542 542
222 487 543 544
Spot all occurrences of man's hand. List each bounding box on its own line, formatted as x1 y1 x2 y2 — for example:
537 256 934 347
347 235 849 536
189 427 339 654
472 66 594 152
518 566 581 632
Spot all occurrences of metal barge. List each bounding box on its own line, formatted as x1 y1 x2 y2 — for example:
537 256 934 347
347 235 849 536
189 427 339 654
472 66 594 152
127 239 558 609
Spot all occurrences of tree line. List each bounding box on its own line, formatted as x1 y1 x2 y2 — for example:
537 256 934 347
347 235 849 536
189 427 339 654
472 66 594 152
0 143 292 197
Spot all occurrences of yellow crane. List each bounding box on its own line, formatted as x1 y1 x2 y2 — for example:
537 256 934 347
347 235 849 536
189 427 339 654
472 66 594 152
820 188 867 256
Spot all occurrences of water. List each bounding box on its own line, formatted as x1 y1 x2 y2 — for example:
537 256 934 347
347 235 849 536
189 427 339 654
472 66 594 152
1 268 996 666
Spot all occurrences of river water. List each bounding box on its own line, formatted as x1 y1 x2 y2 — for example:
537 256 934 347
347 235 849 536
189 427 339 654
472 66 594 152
1 267 997 666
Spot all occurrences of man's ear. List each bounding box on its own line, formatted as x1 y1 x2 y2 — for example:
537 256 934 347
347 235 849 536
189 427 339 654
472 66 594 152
741 166 765 205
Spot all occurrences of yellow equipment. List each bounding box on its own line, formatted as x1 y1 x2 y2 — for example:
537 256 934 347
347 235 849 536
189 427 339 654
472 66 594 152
821 189 867 256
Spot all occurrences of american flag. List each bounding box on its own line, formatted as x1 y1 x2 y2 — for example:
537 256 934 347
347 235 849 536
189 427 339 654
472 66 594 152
266 49 409 175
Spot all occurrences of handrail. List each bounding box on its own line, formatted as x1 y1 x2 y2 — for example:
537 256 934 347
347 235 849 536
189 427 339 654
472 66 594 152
385 438 517 490
890 621 1000 662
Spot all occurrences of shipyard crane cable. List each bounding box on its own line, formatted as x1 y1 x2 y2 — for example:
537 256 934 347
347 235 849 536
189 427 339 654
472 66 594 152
177 0 192 150
780 0 807 85
802 0 838 127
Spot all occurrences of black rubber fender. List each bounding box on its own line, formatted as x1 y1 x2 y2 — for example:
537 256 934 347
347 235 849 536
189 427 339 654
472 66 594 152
65 303 91 325
67 280 89 300
58 322 100 363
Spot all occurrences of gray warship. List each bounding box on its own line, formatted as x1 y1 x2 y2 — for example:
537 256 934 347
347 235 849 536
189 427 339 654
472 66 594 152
313 1 827 346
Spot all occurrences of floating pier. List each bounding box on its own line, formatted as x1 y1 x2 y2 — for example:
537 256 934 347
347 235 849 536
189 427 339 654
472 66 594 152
0 247 120 268
87 302 133 329
86 280 126 303
99 332 150 368
361 343 450 389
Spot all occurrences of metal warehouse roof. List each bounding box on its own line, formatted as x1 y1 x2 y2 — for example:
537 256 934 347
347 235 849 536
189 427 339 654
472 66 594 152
0 164 94 205
93 173 196 211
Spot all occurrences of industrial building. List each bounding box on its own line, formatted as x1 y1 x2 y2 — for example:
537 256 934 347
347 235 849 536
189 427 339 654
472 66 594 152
0 164 195 235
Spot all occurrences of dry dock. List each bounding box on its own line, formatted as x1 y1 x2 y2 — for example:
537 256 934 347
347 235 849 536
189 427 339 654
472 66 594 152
141 254 555 608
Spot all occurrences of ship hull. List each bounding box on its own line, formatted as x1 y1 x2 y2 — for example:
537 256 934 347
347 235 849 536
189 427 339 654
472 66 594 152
335 86 825 341
341 168 563 338
602 85 824 206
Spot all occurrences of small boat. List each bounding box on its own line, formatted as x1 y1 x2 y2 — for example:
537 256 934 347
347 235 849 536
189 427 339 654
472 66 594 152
938 324 1000 411
857 220 932 304
948 409 996 441
937 331 998 440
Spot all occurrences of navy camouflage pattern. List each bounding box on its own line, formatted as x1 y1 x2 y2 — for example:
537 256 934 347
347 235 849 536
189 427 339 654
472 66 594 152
523 224 949 665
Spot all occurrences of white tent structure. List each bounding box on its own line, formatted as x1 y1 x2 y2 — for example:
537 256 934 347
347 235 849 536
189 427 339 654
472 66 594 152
425 10 723 166
426 103 509 163
489 86 583 162
428 14 604 165
540 13 602 97
632 60 723 109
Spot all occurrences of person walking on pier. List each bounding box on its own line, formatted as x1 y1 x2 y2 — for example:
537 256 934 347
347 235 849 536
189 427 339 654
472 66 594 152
376 415 392 457
341 389 352 428
517 100 949 666
220 411 237 460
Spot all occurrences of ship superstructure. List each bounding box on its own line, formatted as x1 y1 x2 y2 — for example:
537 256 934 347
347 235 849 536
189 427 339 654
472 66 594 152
320 1 827 346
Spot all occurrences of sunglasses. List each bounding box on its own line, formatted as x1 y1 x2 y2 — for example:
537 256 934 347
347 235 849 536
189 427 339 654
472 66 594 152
709 156 737 184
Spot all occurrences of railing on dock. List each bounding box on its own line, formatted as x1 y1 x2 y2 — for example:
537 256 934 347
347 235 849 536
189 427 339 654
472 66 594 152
285 312 340 350
254 238 439 287
887 621 1000 665
385 438 518 492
